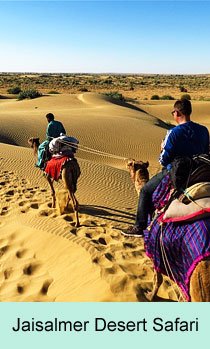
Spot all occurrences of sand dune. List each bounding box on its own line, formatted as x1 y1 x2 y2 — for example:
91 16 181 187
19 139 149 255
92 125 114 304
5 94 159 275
138 100 210 127
0 93 209 302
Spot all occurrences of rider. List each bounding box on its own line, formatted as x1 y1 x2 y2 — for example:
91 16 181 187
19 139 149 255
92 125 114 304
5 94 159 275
36 113 66 169
122 98 210 238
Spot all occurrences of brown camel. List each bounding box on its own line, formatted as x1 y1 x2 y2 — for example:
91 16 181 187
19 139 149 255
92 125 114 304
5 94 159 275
126 159 149 196
28 137 81 227
127 159 210 302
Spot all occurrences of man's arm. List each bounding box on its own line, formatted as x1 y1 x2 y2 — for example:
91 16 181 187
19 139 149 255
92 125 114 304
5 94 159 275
159 130 175 167
46 123 53 140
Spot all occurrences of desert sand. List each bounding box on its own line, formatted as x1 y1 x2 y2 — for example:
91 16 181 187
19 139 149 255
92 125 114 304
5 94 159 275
0 93 210 302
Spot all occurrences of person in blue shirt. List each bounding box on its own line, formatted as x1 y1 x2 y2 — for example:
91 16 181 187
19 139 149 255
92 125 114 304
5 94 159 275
122 99 210 237
36 113 66 169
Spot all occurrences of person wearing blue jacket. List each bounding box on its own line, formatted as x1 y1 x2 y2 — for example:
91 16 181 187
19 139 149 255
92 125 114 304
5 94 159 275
122 99 210 237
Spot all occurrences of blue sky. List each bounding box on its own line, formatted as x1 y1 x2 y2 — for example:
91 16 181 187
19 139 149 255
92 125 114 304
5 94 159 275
0 1 210 73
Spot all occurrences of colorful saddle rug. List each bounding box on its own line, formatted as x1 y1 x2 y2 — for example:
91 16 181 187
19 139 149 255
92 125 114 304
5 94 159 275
144 175 210 301
44 156 71 181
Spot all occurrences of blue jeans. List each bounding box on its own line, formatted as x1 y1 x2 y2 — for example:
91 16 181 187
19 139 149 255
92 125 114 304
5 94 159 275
135 168 167 228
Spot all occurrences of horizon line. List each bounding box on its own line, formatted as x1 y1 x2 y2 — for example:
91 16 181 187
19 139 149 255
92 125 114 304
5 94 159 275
1 72 210 76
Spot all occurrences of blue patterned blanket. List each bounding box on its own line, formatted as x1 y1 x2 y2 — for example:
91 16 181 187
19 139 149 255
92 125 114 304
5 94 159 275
144 175 210 301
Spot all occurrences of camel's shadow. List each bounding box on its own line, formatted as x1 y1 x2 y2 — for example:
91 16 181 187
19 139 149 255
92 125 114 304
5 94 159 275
79 204 135 225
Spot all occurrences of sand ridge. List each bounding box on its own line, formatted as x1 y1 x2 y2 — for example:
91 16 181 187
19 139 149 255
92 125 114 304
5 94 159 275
0 93 209 302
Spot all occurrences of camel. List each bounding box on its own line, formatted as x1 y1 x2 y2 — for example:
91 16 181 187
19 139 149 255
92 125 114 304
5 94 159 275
28 137 81 227
126 159 149 196
127 159 210 302
145 257 210 302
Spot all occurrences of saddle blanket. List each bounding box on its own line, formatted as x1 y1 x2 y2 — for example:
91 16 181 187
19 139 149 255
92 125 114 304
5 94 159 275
44 156 70 181
144 217 210 301
144 175 210 301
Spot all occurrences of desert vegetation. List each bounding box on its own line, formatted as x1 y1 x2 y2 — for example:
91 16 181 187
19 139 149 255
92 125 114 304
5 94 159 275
151 94 175 100
17 89 42 100
103 91 125 102
7 86 22 94
0 73 210 100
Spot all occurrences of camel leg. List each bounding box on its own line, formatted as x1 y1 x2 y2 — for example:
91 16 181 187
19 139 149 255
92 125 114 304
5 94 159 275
190 258 210 302
145 270 163 301
70 191 79 227
46 176 56 208
62 167 80 227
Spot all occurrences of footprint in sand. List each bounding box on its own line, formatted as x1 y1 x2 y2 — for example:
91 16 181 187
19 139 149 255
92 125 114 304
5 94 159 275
20 205 31 213
16 281 30 294
5 189 15 196
62 214 74 222
4 268 13 280
0 245 9 258
18 200 28 207
23 262 41 276
0 206 9 216
40 279 53 295
16 248 29 259
104 252 115 261
38 210 52 217
30 203 39 209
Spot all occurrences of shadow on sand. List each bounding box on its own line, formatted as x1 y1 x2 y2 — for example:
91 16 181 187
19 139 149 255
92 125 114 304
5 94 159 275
106 96 173 131
80 204 135 225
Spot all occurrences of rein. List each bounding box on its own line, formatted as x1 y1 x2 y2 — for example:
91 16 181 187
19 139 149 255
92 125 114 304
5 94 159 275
47 136 129 161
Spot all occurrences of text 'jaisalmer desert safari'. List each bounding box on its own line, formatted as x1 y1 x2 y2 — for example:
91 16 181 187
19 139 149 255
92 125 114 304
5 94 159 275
0 73 210 302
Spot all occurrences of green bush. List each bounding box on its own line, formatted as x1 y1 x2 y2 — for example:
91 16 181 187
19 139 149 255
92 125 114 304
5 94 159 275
104 91 125 102
181 94 191 100
151 94 160 100
103 79 112 85
48 90 60 94
18 89 42 100
79 87 89 92
7 86 22 94
160 95 175 100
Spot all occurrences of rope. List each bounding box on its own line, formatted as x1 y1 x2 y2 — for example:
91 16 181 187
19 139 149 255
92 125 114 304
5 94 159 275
159 224 187 302
48 136 129 161
46 136 160 169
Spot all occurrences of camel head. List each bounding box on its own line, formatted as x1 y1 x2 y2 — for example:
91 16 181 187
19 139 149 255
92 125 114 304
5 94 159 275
28 137 40 155
126 159 149 195
127 159 149 180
